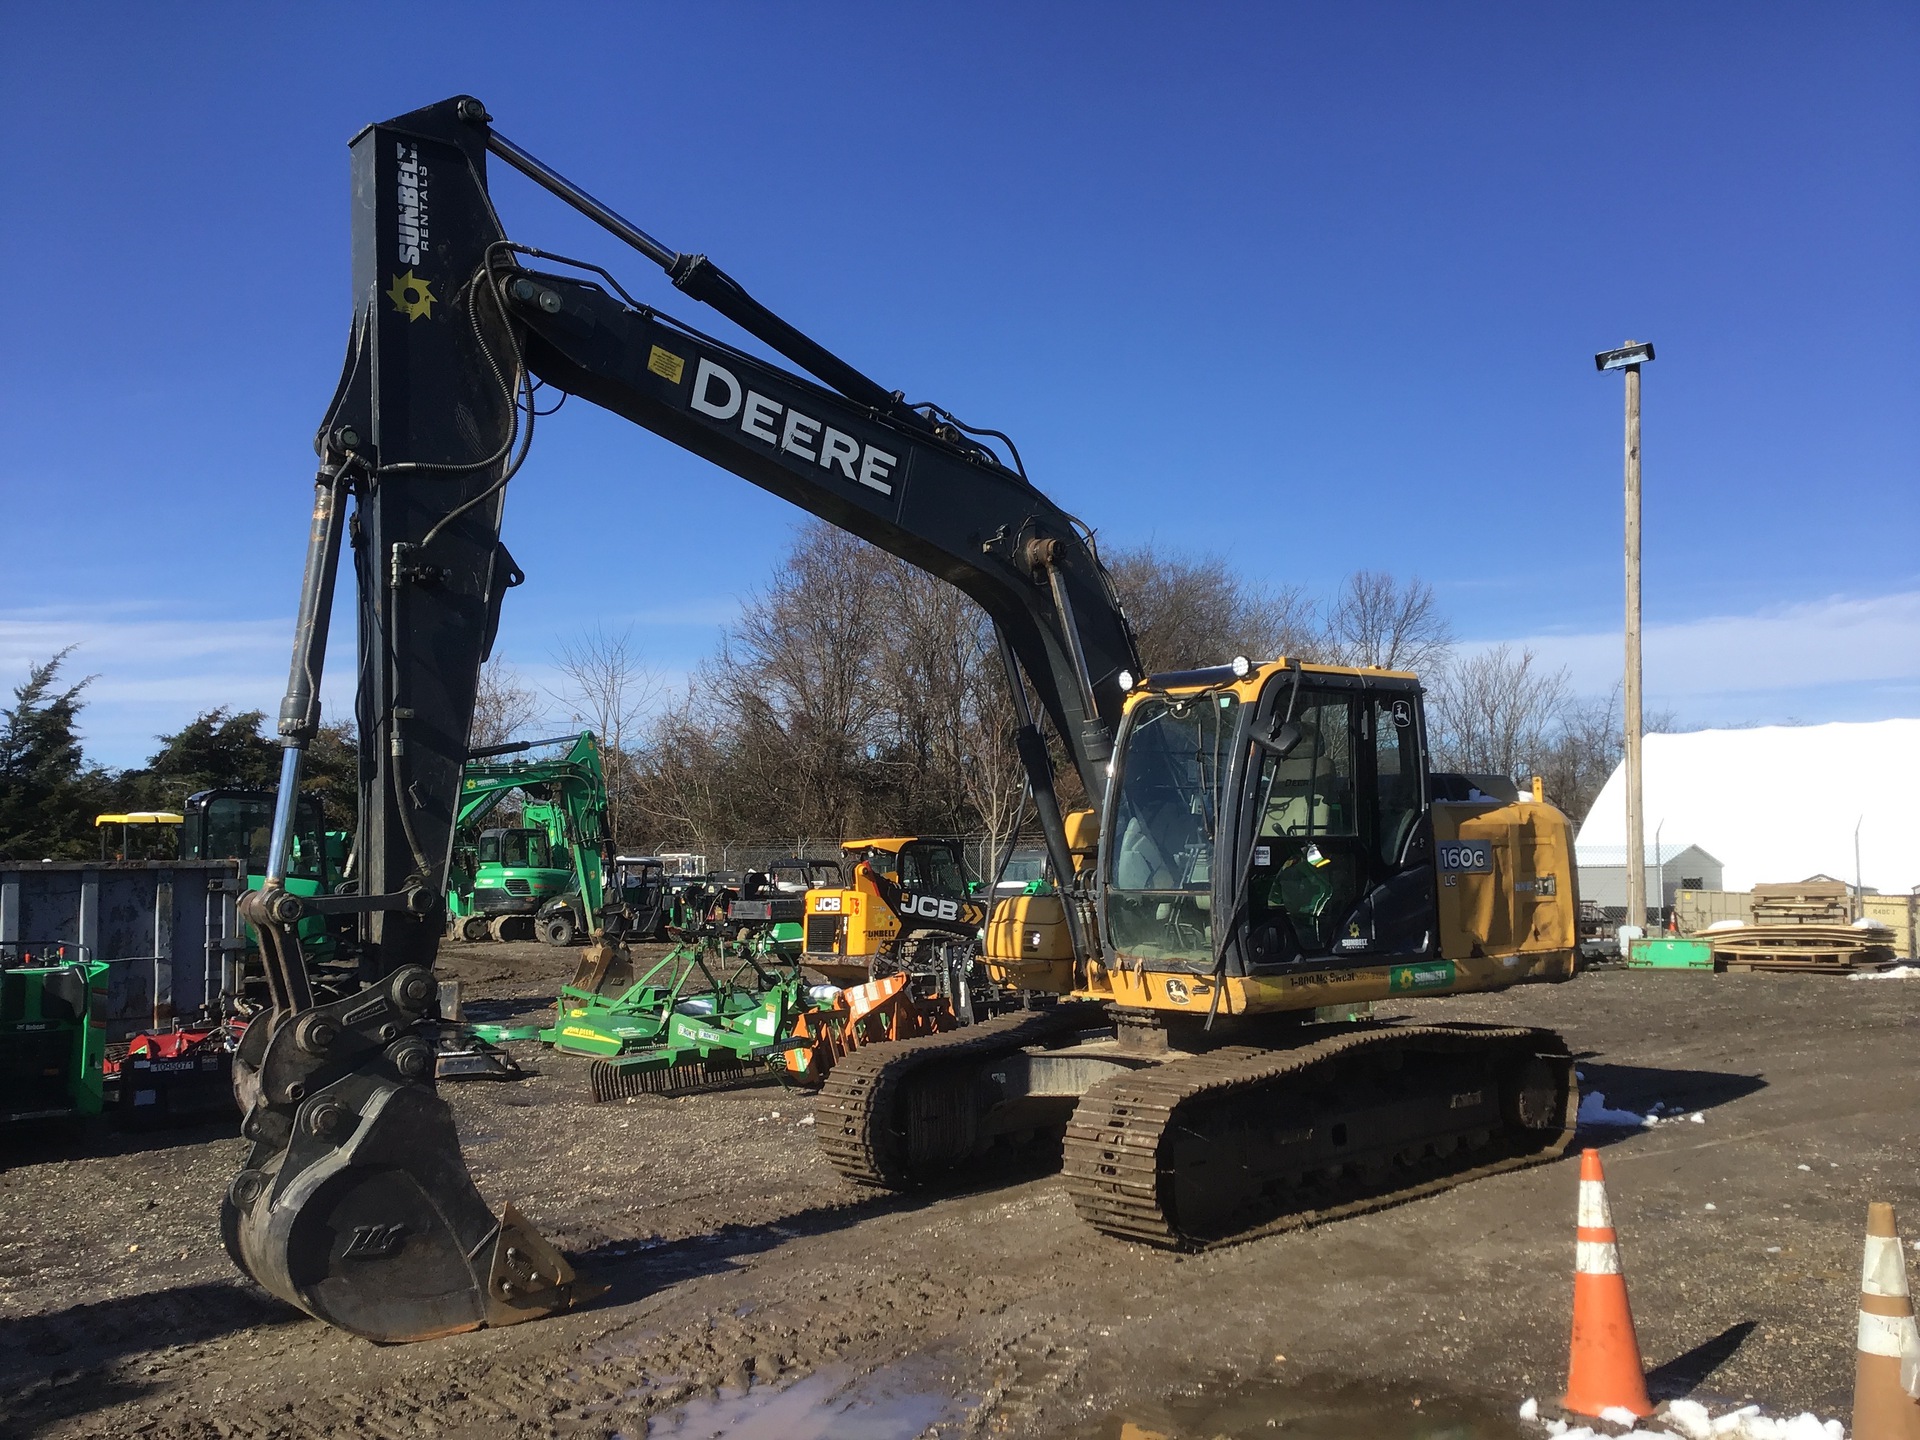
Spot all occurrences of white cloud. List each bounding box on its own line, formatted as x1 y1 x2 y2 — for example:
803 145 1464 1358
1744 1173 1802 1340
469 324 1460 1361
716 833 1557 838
0 603 695 769
0 603 345 768
1463 589 1920 720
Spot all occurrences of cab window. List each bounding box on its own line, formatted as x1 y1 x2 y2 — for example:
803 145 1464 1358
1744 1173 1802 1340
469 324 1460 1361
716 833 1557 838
900 842 966 897
1250 693 1361 955
503 831 550 868
1254 696 1356 839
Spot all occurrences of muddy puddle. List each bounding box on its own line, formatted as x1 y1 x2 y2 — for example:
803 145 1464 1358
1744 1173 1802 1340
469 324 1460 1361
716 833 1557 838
1059 1372 1529 1440
641 1360 974 1438
640 1362 1525 1440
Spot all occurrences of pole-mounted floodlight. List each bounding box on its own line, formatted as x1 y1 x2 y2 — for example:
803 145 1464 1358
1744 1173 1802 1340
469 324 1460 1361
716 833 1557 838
1597 337 1655 940
1595 341 1656 372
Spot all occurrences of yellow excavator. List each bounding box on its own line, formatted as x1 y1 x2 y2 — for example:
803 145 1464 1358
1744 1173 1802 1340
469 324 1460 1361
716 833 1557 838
229 95 1580 1342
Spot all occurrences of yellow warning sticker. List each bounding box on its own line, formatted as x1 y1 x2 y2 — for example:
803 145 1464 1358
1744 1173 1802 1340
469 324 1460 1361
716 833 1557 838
647 346 686 384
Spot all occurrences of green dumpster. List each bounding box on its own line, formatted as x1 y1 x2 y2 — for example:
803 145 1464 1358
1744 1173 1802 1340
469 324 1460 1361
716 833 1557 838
1627 937 1715 970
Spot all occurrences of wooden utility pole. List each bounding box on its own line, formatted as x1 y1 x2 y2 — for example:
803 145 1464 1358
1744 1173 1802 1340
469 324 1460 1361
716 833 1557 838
1623 348 1644 932
1596 339 1655 936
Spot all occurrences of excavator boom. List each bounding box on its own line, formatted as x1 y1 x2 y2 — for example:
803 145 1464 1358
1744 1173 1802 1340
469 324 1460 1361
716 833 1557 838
228 95 1137 1341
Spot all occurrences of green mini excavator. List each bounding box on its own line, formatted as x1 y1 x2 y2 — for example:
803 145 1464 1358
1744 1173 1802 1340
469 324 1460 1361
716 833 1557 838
445 733 619 946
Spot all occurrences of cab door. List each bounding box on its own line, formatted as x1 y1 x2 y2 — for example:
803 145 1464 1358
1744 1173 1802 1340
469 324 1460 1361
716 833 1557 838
1240 681 1435 967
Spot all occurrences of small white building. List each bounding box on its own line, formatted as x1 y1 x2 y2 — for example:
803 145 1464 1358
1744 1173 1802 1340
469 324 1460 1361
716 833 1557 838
1576 842 1722 912
1576 719 1920 894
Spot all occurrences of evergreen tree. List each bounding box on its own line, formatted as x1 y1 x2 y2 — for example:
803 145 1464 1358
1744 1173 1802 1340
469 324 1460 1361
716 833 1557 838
0 650 117 860
127 709 358 833
130 708 280 808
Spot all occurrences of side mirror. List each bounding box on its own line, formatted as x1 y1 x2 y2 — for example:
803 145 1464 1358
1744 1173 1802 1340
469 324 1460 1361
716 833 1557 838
1253 720 1303 760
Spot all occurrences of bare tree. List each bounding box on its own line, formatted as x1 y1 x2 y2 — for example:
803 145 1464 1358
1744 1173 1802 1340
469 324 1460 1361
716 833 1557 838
1428 644 1571 781
872 560 1024 875
470 654 543 752
1322 571 1454 674
551 626 659 848
1107 545 1320 674
693 525 890 842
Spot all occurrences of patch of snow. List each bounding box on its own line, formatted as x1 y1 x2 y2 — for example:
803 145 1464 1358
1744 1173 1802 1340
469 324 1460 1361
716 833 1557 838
1520 1398 1541 1420
1667 1399 1714 1438
1578 1091 1707 1130
1705 1203 1717 1211
1852 915 1892 930
796 1114 816 1126
1706 919 1746 932
1579 1091 1655 1128
1522 1396 1844 1439
1796 1164 1811 1171
1851 964 1919 980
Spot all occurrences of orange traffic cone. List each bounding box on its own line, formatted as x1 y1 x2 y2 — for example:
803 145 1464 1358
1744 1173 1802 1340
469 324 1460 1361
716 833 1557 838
1851 1202 1920 1440
1560 1148 1653 1418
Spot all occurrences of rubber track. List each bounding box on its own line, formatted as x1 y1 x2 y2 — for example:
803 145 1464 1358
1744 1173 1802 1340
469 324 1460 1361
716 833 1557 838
815 1002 1108 1188
1061 1023 1577 1249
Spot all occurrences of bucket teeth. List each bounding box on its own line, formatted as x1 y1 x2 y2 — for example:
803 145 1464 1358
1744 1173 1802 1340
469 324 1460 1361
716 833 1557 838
484 1203 607 1327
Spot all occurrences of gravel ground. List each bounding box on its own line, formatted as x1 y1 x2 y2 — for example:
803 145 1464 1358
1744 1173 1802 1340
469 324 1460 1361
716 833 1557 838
1 947 1913 1439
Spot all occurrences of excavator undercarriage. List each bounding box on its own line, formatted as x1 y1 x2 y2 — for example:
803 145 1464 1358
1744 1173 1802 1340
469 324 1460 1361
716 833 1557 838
817 1008 1576 1249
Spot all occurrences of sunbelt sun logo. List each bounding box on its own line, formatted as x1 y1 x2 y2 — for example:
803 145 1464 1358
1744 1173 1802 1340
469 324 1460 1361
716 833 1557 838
1388 962 1455 993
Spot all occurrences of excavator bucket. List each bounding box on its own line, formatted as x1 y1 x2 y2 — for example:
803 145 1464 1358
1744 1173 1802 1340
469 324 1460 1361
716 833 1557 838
569 940 633 998
223 1069 596 1341
222 963 601 1342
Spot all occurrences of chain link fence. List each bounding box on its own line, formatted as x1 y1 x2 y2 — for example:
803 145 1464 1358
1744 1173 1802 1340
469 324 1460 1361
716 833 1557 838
632 835 1026 881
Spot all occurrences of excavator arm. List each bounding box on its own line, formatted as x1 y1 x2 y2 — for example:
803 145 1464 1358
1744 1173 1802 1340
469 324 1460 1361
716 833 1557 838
227 95 1140 1342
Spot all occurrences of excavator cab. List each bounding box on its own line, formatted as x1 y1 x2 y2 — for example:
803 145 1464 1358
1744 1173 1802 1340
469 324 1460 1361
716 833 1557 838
182 789 344 976
1102 668 1435 972
1093 659 1577 1017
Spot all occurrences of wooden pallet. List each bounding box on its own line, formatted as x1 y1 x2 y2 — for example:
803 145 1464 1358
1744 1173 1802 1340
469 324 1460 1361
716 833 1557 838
1749 881 1853 927
1709 921 1894 973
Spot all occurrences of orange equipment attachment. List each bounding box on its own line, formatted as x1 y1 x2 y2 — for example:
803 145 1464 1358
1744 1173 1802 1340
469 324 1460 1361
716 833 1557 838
776 973 958 1085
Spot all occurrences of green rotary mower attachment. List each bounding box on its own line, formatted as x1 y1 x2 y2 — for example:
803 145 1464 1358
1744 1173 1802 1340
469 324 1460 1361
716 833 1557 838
540 926 836 1101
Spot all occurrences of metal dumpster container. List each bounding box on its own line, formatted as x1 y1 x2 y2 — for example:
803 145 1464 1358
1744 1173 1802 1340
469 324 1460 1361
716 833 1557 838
0 860 244 1038
1626 937 1715 970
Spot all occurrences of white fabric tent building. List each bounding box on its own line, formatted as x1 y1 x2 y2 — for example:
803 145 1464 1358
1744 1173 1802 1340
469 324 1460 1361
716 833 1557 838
1575 719 1920 895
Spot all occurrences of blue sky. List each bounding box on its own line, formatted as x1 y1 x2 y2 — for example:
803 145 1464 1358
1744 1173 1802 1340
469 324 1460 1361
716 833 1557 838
4 3 1915 766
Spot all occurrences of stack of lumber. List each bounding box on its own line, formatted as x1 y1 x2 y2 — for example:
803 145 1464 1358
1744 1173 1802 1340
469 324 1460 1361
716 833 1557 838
1709 880 1896 973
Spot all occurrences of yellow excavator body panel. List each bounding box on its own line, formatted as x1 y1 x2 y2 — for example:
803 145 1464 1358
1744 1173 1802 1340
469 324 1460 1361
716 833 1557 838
981 891 1076 992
